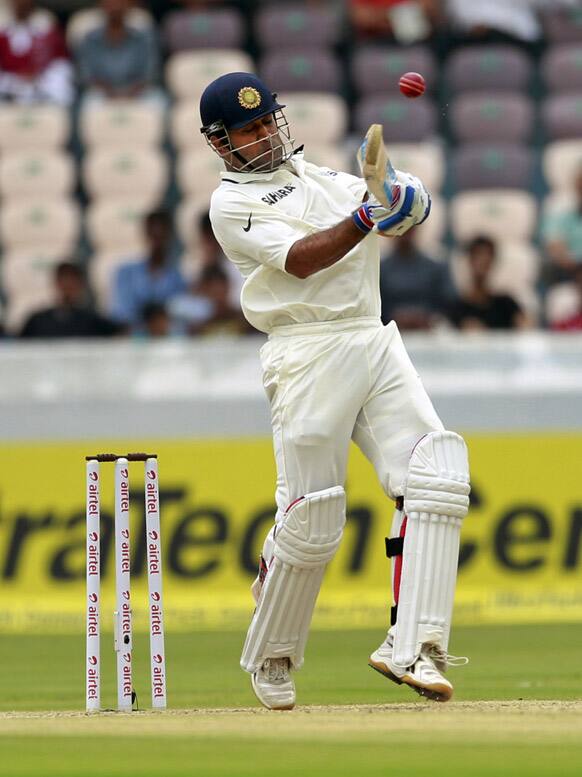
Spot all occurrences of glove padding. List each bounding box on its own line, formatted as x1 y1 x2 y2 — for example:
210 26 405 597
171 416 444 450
354 170 431 238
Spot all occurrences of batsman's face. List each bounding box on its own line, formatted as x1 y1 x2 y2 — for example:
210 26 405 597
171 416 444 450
213 114 284 172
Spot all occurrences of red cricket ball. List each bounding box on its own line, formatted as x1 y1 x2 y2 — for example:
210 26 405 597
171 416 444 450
399 72 426 99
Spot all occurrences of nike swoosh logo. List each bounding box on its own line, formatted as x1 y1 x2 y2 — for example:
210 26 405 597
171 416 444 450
243 213 252 232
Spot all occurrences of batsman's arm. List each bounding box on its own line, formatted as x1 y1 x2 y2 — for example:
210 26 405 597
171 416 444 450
285 179 419 279
285 216 368 279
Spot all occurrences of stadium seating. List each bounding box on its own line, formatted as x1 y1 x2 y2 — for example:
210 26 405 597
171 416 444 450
300 145 351 173
542 94 582 141
450 93 534 144
260 50 343 93
451 144 534 191
543 140 582 192
1 1 579 335
1 251 65 299
444 46 533 94
171 102 211 152
83 147 168 210
166 50 254 102
354 96 437 142
541 7 582 44
67 6 154 49
451 242 541 315
450 191 537 244
162 8 245 53
0 105 69 152
0 151 74 199
176 149 226 208
79 101 166 150
0 198 80 255
255 3 343 48
387 143 445 193
176 199 203 252
411 195 446 255
278 93 348 144
542 44 582 94
351 45 437 96
86 201 150 255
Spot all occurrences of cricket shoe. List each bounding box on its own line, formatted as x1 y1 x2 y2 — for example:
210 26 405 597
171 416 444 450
251 657 295 711
368 632 462 702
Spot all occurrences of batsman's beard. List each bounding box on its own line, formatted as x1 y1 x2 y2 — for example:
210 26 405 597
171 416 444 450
206 110 295 173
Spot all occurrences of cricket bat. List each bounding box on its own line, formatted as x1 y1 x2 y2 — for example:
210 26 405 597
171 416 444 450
357 124 398 210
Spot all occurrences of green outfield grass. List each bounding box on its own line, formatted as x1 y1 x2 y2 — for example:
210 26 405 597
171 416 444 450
1 624 581 776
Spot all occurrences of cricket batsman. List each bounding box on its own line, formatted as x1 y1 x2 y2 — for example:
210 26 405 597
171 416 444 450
200 72 470 710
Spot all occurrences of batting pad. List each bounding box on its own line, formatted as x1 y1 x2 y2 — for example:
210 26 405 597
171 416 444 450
393 432 470 669
240 486 346 674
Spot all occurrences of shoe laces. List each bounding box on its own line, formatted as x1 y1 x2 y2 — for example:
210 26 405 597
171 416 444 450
263 658 290 683
423 642 469 667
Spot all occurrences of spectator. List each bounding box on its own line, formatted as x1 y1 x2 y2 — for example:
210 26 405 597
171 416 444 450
542 164 582 285
449 236 530 331
193 211 243 308
379 231 456 330
141 302 172 338
77 0 162 104
110 210 187 329
349 0 440 43
170 265 249 336
0 0 73 105
193 265 249 335
444 0 576 47
551 266 582 332
20 262 122 338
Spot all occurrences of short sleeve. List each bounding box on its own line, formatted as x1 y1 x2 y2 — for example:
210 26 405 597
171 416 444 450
210 191 310 274
304 161 367 205
332 169 368 203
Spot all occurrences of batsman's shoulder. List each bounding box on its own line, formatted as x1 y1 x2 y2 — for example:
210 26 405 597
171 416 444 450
210 181 255 210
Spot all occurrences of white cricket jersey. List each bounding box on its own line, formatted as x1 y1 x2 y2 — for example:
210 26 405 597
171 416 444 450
209 150 381 333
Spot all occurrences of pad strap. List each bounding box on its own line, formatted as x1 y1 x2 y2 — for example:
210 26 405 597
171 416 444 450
385 537 404 558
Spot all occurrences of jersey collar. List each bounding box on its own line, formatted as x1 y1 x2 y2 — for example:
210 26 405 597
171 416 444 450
220 147 305 184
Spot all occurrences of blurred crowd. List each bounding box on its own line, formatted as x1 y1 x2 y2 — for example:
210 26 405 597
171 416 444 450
0 0 582 338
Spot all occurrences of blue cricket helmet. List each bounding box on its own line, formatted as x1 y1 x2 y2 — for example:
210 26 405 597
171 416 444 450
200 72 285 134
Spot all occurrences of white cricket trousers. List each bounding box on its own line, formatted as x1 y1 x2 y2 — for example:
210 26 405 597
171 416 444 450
260 317 444 522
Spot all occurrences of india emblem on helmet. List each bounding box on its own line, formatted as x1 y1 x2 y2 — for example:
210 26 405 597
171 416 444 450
238 86 262 110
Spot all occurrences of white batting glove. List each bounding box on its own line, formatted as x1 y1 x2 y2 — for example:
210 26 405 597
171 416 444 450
352 170 432 238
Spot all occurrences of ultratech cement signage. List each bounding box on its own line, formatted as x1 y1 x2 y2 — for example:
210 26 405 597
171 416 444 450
0 435 581 632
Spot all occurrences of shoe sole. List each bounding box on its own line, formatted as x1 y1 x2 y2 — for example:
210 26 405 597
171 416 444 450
368 659 453 703
250 673 295 711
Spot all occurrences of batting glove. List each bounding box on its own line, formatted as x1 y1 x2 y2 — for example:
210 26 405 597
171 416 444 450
352 171 431 238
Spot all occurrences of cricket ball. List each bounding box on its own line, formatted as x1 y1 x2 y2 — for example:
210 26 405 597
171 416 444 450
399 72 426 99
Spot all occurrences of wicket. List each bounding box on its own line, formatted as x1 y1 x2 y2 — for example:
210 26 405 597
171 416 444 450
85 452 167 712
